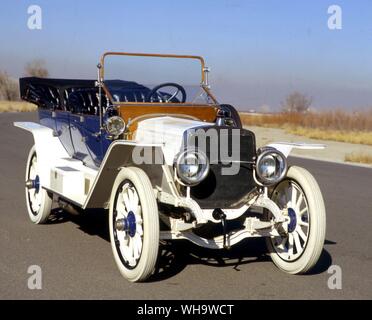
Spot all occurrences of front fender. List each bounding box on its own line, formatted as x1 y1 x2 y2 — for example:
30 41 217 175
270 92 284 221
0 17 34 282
83 141 175 209
266 142 326 158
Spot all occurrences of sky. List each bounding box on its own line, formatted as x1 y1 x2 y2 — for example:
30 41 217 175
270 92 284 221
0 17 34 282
1 0 372 111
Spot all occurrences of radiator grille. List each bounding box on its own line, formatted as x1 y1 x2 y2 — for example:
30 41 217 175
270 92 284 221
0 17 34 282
184 126 257 209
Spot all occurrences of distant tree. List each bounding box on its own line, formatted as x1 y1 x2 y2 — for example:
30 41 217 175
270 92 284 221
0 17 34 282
25 59 49 77
282 91 312 113
0 71 19 101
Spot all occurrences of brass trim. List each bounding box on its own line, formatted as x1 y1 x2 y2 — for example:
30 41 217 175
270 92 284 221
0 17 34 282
100 51 205 81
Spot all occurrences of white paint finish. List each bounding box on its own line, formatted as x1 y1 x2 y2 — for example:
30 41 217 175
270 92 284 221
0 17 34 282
134 116 213 164
178 193 285 227
202 206 250 223
160 225 281 249
50 167 86 205
14 122 46 131
267 142 326 158
14 122 69 189
14 122 98 206
46 158 99 206
19 137 166 208
82 140 164 209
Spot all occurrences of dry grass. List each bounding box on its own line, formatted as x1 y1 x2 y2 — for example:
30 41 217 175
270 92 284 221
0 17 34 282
240 110 372 131
0 101 37 113
345 152 372 164
286 127 372 145
240 110 372 145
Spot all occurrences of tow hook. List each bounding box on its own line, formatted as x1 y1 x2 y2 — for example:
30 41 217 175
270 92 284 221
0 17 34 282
212 208 229 249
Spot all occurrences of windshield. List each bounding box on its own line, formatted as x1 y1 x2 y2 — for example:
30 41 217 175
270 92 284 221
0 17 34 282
101 53 216 105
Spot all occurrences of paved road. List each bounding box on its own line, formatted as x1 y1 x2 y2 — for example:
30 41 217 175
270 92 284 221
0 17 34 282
1 112 371 299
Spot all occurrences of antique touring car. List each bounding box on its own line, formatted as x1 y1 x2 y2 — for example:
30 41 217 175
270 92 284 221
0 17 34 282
15 52 326 282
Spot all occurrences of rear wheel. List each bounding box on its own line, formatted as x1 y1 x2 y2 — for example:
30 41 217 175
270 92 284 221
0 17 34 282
25 145 53 224
109 167 159 282
266 166 326 274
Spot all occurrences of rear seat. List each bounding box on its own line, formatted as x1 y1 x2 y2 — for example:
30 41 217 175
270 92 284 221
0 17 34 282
67 88 109 115
28 84 60 108
66 81 158 114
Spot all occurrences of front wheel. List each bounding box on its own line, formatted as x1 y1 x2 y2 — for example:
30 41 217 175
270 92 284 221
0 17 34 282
266 166 326 274
109 167 159 282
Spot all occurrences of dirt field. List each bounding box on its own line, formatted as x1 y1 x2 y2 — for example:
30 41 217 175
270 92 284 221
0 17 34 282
240 111 372 146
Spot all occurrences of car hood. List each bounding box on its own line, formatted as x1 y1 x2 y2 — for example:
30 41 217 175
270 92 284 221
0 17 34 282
134 116 214 165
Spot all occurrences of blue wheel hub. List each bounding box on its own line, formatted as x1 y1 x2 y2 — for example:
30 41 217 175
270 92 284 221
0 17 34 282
26 175 40 192
115 211 136 237
34 175 40 193
126 211 136 237
287 207 297 233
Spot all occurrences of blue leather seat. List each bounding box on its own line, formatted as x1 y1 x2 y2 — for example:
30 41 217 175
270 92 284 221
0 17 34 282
106 80 150 103
67 88 108 115
110 89 149 102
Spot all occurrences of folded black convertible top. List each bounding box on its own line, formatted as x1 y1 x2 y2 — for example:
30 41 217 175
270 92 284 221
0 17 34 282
19 77 96 101
19 77 146 108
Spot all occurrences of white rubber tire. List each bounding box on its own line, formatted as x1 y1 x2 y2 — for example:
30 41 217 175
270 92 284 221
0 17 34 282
266 166 326 274
25 145 53 224
109 167 159 282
